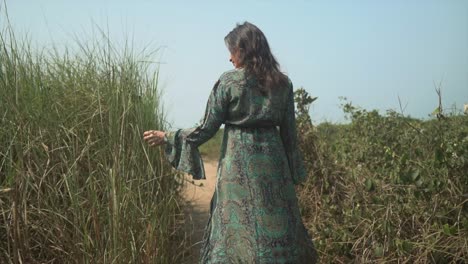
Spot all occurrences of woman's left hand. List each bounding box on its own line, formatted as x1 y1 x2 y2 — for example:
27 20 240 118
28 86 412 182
143 130 166 147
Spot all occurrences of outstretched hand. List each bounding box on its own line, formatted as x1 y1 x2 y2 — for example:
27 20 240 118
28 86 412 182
143 130 166 147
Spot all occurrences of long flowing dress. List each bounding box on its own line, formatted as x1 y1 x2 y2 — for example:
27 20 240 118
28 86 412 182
164 68 317 263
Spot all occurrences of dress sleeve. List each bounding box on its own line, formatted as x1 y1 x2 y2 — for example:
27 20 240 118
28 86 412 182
279 80 307 185
163 78 228 180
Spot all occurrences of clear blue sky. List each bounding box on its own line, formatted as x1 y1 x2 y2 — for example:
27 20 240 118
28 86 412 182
5 1 468 128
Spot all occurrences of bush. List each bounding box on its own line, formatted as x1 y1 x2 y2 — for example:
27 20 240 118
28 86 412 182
199 128 224 161
297 92 468 263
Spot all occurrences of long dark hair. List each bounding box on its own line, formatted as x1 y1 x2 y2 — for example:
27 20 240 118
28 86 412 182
224 22 288 95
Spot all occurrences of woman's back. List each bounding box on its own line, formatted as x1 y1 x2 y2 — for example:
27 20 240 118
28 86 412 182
220 68 289 128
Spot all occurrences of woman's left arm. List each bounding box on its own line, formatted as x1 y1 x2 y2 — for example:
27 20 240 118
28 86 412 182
144 77 229 180
143 130 167 146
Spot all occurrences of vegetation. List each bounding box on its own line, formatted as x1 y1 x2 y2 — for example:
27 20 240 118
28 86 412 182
0 21 186 263
199 128 224 161
295 89 467 263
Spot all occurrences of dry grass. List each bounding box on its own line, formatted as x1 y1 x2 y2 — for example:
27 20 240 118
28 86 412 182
0 15 187 263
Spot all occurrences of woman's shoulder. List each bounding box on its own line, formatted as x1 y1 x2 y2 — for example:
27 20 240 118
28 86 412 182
218 68 245 84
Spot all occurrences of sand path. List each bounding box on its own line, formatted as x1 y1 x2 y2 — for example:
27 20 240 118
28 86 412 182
182 159 218 263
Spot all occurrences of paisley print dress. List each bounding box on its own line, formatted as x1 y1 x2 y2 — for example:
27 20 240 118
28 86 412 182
164 68 317 263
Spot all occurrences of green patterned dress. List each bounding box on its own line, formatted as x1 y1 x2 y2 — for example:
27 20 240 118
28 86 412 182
164 68 317 263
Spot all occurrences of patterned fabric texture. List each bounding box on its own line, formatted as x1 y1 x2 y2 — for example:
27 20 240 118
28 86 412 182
164 68 317 263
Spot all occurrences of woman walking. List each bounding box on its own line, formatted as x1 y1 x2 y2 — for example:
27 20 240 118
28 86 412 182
144 22 317 264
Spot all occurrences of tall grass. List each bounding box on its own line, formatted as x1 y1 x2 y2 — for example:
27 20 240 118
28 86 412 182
0 17 186 263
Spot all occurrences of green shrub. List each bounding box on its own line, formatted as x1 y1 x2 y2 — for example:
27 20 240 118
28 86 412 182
199 128 224 161
297 93 467 263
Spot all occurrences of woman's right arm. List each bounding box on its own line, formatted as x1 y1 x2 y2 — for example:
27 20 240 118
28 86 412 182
279 80 307 185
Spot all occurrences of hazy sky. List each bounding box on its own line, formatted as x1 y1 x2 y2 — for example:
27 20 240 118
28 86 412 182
5 1 468 129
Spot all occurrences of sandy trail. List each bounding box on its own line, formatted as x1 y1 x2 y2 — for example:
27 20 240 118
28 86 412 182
182 159 218 263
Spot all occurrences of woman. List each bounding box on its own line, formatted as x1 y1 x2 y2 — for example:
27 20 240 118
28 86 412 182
144 22 317 264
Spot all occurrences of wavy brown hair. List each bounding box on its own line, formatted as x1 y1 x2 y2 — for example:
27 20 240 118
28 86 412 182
224 22 289 95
